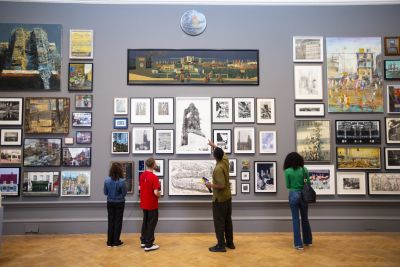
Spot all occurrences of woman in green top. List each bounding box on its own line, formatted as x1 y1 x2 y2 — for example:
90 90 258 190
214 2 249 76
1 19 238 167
284 152 312 250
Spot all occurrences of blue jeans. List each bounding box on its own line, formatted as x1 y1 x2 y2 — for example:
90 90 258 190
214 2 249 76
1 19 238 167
289 191 312 247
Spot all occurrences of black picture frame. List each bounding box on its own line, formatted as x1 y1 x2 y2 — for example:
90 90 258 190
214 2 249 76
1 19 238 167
62 147 91 167
336 147 381 170
23 138 62 167
22 171 60 197
153 97 174 124
76 131 92 144
75 94 93 109
254 161 277 193
68 63 94 91
72 112 92 127
294 103 325 117
0 97 23 126
335 120 381 145
0 167 20 196
384 60 400 80
385 117 400 144
384 147 400 170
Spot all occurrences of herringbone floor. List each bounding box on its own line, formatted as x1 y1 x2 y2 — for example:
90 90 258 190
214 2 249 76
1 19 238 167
1 233 399 267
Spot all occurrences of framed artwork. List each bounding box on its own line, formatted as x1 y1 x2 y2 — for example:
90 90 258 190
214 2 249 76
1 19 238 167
154 159 164 176
242 160 250 170
326 37 383 112
153 98 174 124
159 179 164 196
127 49 259 85
130 98 151 124
294 65 323 100
336 172 366 195
254 161 277 193
0 167 20 196
306 165 336 195
61 171 90 197
368 172 400 195
62 147 91 167
22 171 60 197
229 158 237 177
387 85 400 114
76 131 92 144
294 103 325 117
0 148 22 165
230 179 237 196
69 29 94 59
335 120 381 144
110 161 134 194
72 112 92 127
213 129 232 154
75 94 93 109
385 117 400 144
296 120 331 162
384 36 400 56
176 97 211 154
241 183 250 193
234 97 255 123
155 129 174 154
23 138 62 167
25 97 70 134
259 131 277 154
0 23 61 91
241 171 250 181
293 36 324 62
132 127 153 154
384 60 400 80
68 63 93 91
212 97 233 123
256 98 275 124
64 138 74 145
0 129 22 146
111 132 129 154
385 148 400 170
113 118 128 129
114 97 128 115
0 98 23 125
234 127 255 154
336 147 381 170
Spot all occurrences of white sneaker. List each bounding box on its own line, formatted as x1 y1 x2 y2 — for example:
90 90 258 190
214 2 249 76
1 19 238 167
144 244 160 252
141 243 145 248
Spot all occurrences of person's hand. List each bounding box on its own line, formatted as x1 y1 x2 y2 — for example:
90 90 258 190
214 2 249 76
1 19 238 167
205 182 212 189
208 139 216 148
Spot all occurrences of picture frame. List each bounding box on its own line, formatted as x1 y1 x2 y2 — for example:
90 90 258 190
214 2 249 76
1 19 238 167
153 98 174 124
0 148 22 165
256 98 275 124
23 138 62 167
111 132 129 154
130 98 151 124
306 165 336 195
114 97 128 115
336 172 366 195
138 160 145 172
296 120 331 162
368 172 400 195
259 131 277 154
159 179 164 196
61 171 90 197
229 158 237 177
0 129 22 146
76 131 92 144
384 36 400 56
387 85 400 114
154 159 164 176
234 127 255 154
72 112 92 127
0 97 23 125
0 167 20 196
64 137 74 145
294 64 323 100
155 129 174 154
385 148 400 170
335 120 381 145
230 179 237 196
241 183 250 193
294 103 325 117
385 117 400 144
75 94 93 109
241 171 250 181
113 118 128 129
110 161 134 194
68 63 93 91
22 171 60 197
213 129 232 154
293 36 324 62
69 29 94 59
62 147 91 167
254 161 277 193
384 60 400 80
234 97 255 123
212 97 233 123
336 147 381 170
132 127 154 154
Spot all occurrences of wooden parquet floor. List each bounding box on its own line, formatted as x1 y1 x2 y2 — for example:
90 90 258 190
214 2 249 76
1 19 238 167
1 233 400 267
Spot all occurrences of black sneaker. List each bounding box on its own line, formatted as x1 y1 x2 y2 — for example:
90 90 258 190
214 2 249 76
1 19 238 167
209 245 226 252
226 243 236 249
114 241 124 247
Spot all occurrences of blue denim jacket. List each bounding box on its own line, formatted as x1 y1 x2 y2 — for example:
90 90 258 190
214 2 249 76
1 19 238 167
104 177 127 203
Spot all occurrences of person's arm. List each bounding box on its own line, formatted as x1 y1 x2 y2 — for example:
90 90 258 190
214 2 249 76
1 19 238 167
206 167 225 190
208 139 217 150
120 179 127 197
305 168 311 185
153 176 161 198
103 180 108 195
284 169 291 190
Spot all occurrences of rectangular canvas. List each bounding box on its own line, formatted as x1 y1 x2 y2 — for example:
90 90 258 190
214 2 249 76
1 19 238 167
212 97 233 123
110 161 134 193
384 60 400 80
130 98 151 124
69 29 94 59
25 97 70 134
75 94 93 109
22 171 60 196
234 127 255 154
72 112 92 127
234 98 255 123
296 120 331 162
68 63 93 91
155 129 174 154
0 167 20 196
256 98 275 124
259 131 277 154
127 49 259 85
384 36 400 56
294 65 323 100
335 120 381 144
213 129 232 154
336 147 381 170
113 118 128 129
0 97 23 125
62 147 91 167
387 85 400 114
385 148 400 170
293 36 324 62
23 138 61 167
153 98 174 124
368 172 400 195
326 37 383 112
229 158 237 177
294 103 325 117
0 148 22 164
336 172 366 195
0 23 62 91
114 97 128 115
306 165 336 195
154 159 164 177
64 137 73 145
61 171 90 196
385 117 400 144
254 161 277 193
132 127 153 154
176 97 211 154
76 131 92 144
111 132 129 154
0 129 22 146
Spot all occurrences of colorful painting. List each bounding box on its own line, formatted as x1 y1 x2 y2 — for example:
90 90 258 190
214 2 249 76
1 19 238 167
0 167 20 196
111 132 129 154
68 63 93 91
384 37 400 56
336 147 381 170
387 85 400 113
62 147 91 167
296 120 331 162
0 148 22 164
61 171 90 196
22 171 59 196
384 60 400 80
23 138 62 167
306 165 336 195
69 29 94 59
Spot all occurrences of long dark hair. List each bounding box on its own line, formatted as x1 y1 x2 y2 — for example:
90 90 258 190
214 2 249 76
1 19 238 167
109 162 124 180
283 152 304 170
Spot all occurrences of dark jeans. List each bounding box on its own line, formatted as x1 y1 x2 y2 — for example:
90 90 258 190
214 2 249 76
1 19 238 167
107 201 125 245
140 209 159 248
289 191 312 247
212 198 233 246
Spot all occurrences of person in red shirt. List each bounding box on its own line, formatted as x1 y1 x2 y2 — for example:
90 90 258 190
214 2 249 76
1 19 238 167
139 157 161 252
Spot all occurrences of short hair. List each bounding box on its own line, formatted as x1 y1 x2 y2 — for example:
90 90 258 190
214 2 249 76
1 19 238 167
109 162 124 180
145 157 156 168
283 152 304 170
213 147 224 161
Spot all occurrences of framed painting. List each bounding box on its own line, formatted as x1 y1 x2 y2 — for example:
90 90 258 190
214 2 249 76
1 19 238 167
384 60 400 80
130 98 151 124
0 23 62 91
159 179 164 196
22 171 60 197
230 179 237 196
61 171 90 197
64 138 74 145
234 97 255 123
229 158 237 177
384 36 400 56
294 65 323 100
0 129 22 146
212 97 233 123
110 161 134 194
385 117 400 144
25 97 70 134
76 131 92 144
293 36 324 62
387 85 400 114
113 118 128 129
114 97 128 115
241 183 250 193
132 127 153 154
127 49 259 85
153 98 174 124
241 171 250 181
336 172 366 195
296 120 331 162
154 159 164 177
0 148 22 165
294 103 325 117
326 37 383 112
254 161 277 193
69 29 94 59
72 112 92 127
306 165 336 195
0 97 23 125
176 97 211 154
23 138 61 167
111 132 129 154
368 172 400 195
336 147 381 170
155 129 174 154
0 167 20 196
75 94 93 109
335 120 381 144
256 98 275 124
259 131 277 154
234 127 255 154
68 63 93 91
62 147 91 167
385 148 400 170
213 129 232 154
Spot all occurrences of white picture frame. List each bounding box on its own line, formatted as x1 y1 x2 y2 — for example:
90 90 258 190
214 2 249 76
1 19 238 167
111 131 129 154
61 171 91 197
336 172 366 195
69 29 94 60
241 183 250 193
64 137 74 145
159 179 164 196
254 161 277 193
131 127 153 154
256 98 275 124
306 165 336 195
0 97 23 125
234 98 255 123
368 172 400 195
114 97 128 115
0 129 22 146
154 159 164 176
213 129 232 154
153 98 174 124
294 103 325 117
212 97 233 123
294 65 323 100
229 158 237 177
241 171 250 181
293 36 324 62
234 127 255 154
230 179 237 196
130 98 151 124
155 129 174 154
259 131 277 154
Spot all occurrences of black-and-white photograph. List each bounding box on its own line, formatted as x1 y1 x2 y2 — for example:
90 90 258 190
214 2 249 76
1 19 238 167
130 98 151 124
0 98 23 125
213 129 231 154
241 171 250 181
0 129 22 146
293 36 324 62
255 161 277 193
294 103 325 117
385 148 400 170
256 98 275 124
235 98 255 123
336 120 381 144
336 172 366 195
386 117 400 144
294 65 323 100
154 159 164 177
229 158 237 177
132 127 153 154
241 183 250 193
368 172 400 195
234 127 255 154
154 98 174 124
155 129 174 154
212 98 233 123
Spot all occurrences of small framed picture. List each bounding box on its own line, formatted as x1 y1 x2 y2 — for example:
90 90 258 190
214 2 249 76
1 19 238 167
72 112 92 127
75 94 93 109
230 180 237 196
114 97 128 115
68 63 93 91
213 129 232 154
384 36 400 56
259 131 277 154
234 127 255 154
0 167 20 196
294 103 325 117
241 183 250 193
111 132 129 154
0 129 22 146
69 29 94 59
256 98 275 124
0 148 22 165
254 161 277 193
64 137 74 145
154 159 164 177
159 179 164 196
229 159 237 177
384 60 400 80
306 164 336 195
138 160 145 172
294 65 323 100
386 117 400 144
132 127 153 154
113 118 128 129
76 131 92 144
387 85 400 114
234 98 255 123
368 172 400 195
212 97 233 123
155 129 174 154
336 172 366 195
62 147 91 167
130 98 151 124
241 171 250 181
153 98 174 124
293 36 324 62
0 97 23 125
385 148 400 170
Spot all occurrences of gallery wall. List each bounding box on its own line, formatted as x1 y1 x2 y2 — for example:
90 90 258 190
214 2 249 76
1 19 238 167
1 1 400 234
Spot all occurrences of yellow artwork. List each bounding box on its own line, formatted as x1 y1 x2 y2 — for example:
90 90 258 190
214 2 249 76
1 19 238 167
337 147 381 169
69 29 93 59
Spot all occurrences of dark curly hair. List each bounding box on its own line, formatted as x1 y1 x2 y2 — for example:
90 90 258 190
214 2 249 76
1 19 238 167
213 147 224 161
109 162 124 180
283 152 304 170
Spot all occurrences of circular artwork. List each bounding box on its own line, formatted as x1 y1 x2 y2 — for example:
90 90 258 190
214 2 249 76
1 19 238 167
180 10 207 36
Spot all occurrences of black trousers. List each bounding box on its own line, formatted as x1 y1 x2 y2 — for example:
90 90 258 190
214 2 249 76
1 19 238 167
107 201 125 245
140 209 159 248
212 198 233 246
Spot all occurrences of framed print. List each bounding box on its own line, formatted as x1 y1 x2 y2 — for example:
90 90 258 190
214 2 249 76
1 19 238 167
23 138 62 167
336 147 381 170
387 85 400 114
0 23 61 91
114 97 128 115
68 63 93 91
155 129 174 154
76 131 92 144
384 37 400 56
159 179 164 196
127 49 259 85
229 158 237 177
327 37 383 112
296 120 331 162
0 129 22 146
130 98 151 124
234 127 255 154
234 98 255 123
75 94 93 109
72 112 92 127
0 148 22 165
293 36 324 62
69 29 94 59
61 171 90 197
368 172 400 195
294 65 323 100
176 97 211 154
294 103 325 117
259 131 277 154
64 137 74 145
138 160 145 172
256 98 275 124
384 60 400 80
335 120 381 144
212 97 233 123
241 171 250 181
25 97 70 134
154 159 164 176
254 161 277 193
385 148 400 170
62 147 91 167
0 167 20 196
385 117 400 144
242 160 250 170
0 98 23 125
306 165 336 195
241 183 250 193
113 118 128 129
213 129 232 154
22 171 60 197
111 132 129 154
111 161 134 194
132 127 153 154
230 179 237 196
153 98 174 124
336 172 366 195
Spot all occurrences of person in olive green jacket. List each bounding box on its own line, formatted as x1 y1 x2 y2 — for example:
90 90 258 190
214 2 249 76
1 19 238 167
205 140 234 253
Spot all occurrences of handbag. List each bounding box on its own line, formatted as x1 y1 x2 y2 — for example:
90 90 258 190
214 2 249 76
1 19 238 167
301 167 316 203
